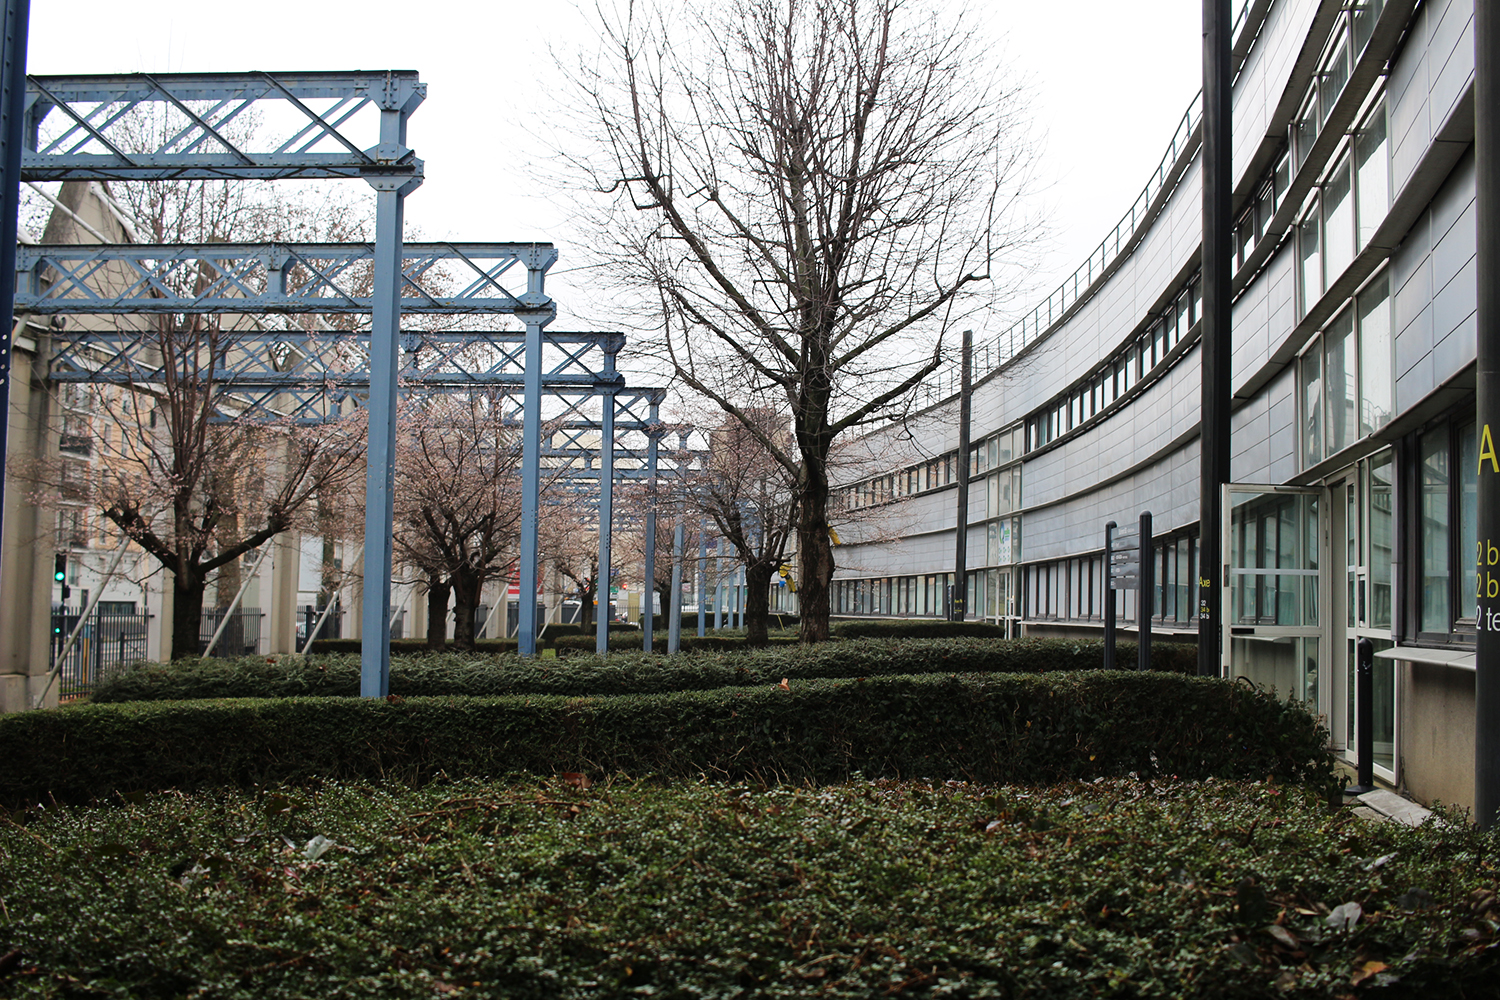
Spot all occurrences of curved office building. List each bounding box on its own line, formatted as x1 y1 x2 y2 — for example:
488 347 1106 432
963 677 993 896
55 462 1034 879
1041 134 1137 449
824 0 1481 810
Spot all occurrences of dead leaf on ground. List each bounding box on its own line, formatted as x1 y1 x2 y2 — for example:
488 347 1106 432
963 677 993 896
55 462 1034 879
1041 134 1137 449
1351 961 1388 986
561 772 592 790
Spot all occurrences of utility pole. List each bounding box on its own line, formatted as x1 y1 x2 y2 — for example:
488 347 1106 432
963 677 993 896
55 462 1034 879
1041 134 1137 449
1474 0 1499 828
0 0 30 619
1199 0 1232 677
952 329 973 621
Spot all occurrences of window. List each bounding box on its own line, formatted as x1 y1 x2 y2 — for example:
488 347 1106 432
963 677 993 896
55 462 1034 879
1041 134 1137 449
1323 154 1355 282
1300 271 1392 468
1355 102 1388 248
1357 275 1392 434
1300 201 1322 313
1301 348 1323 467
1415 417 1478 641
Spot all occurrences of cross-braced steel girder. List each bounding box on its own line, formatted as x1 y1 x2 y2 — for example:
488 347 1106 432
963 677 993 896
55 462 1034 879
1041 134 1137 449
45 328 631 423
23 71 424 182
15 242 557 318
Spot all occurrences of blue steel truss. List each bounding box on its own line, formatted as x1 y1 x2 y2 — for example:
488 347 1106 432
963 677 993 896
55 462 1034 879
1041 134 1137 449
48 328 635 426
23 72 424 182
15 242 556 318
13 69 665 675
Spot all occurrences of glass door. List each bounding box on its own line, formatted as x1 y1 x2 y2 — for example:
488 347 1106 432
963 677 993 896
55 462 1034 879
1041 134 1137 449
1223 486 1325 711
1330 454 1396 779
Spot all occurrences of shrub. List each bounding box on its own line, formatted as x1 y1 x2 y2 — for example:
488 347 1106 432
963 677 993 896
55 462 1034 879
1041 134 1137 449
90 638 1192 704
308 637 522 655
830 618 1009 639
1 672 1335 806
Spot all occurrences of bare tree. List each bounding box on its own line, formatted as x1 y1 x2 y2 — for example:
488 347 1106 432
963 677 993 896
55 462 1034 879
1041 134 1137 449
391 392 527 651
664 410 796 644
20 363 366 659
538 509 603 629
564 0 1038 640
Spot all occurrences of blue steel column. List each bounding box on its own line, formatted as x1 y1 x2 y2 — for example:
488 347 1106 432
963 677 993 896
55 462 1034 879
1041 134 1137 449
517 316 544 657
641 423 660 650
359 96 419 698
596 390 616 654
668 514 684 654
0 0 29 611
514 246 556 657
697 520 708 637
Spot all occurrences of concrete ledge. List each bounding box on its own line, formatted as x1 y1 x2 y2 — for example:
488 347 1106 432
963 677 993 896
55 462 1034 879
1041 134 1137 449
1354 788 1435 827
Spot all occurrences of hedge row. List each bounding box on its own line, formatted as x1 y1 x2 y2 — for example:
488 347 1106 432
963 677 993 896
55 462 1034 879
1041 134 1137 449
91 638 1195 703
305 617 1037 655
1 672 1336 806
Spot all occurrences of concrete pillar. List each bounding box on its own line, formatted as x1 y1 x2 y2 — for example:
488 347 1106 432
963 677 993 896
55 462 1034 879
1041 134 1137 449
266 530 299 654
410 584 427 641
0 332 55 711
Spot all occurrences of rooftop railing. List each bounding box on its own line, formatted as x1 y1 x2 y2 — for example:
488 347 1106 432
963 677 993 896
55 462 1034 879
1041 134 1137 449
915 1 1253 408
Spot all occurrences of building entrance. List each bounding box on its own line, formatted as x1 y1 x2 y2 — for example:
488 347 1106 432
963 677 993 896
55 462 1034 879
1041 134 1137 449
1329 453 1396 781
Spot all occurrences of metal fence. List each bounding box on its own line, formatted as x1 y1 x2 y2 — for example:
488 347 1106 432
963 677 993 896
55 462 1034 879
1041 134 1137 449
50 606 151 701
200 608 265 658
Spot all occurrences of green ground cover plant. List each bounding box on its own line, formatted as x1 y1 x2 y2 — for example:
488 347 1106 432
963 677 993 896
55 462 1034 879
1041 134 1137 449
1 673 1332 806
89 638 1193 704
2 777 1495 998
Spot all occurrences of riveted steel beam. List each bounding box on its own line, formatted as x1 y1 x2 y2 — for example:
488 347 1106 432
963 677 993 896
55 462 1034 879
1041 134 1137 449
23 71 424 182
16 242 557 317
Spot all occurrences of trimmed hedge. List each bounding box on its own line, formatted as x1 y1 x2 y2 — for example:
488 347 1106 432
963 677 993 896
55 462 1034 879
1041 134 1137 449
0 672 1336 806
90 638 1194 703
830 618 1009 639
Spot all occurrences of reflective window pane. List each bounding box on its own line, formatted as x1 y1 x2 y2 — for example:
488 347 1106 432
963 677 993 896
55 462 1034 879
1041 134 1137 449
1358 275 1392 435
1324 307 1357 455
1420 428 1451 633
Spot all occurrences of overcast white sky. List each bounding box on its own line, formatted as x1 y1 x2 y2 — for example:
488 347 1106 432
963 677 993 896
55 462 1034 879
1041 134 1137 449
27 0 1202 332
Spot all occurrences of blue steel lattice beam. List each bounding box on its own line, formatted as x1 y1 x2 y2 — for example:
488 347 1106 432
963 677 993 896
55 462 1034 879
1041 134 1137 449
47 329 627 389
15 242 557 316
22 71 424 181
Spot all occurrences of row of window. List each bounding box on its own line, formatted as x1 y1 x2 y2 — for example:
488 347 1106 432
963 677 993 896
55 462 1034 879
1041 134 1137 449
842 428 1025 515
1024 278 1201 453
843 452 956 511
1022 533 1201 628
830 569 1015 621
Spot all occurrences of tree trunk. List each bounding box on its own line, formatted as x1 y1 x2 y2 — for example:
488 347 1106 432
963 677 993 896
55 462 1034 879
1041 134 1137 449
172 571 208 661
451 568 482 650
580 579 596 628
426 577 450 651
796 459 835 643
744 562 774 646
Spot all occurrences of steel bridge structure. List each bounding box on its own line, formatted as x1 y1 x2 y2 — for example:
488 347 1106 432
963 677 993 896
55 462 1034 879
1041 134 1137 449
5 68 668 695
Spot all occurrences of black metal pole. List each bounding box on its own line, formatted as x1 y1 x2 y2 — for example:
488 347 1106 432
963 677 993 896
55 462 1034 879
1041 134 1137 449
1475 0 1500 828
952 329 972 621
0 0 30 616
1199 0 1232 678
1138 511 1154 671
1347 637 1375 794
1104 521 1117 670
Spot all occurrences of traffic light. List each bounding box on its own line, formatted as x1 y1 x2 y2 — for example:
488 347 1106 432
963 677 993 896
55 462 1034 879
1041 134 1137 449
54 555 70 600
